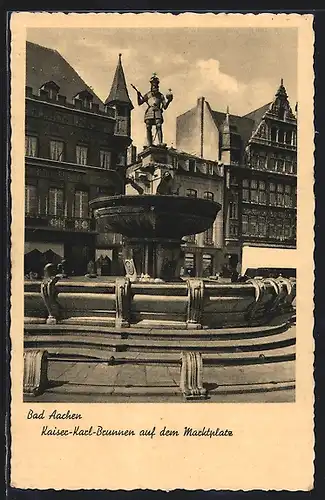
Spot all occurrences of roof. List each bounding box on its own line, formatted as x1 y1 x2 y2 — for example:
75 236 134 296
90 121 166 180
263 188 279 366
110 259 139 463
208 104 255 148
243 102 272 133
26 41 104 108
105 54 133 108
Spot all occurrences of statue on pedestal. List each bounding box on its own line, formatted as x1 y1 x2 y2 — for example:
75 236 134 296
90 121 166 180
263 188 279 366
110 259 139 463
132 74 173 147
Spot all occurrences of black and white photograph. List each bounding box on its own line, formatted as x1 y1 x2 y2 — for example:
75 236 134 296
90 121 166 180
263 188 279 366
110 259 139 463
21 23 300 404
9 11 315 492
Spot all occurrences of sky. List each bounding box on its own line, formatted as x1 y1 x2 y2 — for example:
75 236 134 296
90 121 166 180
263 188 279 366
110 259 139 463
27 27 298 151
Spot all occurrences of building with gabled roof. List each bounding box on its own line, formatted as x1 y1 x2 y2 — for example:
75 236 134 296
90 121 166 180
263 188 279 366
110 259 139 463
176 80 297 274
25 41 133 276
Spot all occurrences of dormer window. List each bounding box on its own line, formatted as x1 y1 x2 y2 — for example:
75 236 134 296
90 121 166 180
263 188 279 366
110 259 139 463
74 90 93 109
40 81 60 100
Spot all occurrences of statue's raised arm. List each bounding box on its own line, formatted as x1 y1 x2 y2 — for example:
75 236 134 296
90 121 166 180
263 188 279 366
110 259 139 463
132 74 173 147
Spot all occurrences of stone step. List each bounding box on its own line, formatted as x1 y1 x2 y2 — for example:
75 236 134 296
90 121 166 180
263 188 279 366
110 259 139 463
32 343 295 366
24 315 294 339
24 325 295 354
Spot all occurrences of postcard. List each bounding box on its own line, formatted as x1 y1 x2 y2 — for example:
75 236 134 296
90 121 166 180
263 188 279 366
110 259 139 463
9 12 314 490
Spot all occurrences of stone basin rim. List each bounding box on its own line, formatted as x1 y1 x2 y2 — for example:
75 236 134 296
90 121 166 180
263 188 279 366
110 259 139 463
90 194 221 211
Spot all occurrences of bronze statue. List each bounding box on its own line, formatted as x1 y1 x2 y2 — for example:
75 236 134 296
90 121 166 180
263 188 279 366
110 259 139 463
132 74 173 147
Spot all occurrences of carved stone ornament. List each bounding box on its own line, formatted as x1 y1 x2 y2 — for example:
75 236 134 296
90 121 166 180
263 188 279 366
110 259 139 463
40 264 61 324
180 351 207 400
23 349 49 396
115 277 131 328
186 279 205 329
263 277 282 313
246 278 266 321
277 277 296 307
123 258 137 282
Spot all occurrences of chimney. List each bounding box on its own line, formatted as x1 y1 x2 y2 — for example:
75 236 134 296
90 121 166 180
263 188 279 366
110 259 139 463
197 97 205 158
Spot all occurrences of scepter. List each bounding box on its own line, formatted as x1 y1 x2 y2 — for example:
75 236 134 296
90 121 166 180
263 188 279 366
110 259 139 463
131 84 144 99
131 84 150 109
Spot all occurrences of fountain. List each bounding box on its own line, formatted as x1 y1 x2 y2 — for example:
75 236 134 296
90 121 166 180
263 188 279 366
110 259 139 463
23 74 296 401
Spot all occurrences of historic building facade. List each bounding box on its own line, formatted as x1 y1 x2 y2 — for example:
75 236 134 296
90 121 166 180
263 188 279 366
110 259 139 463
126 146 224 276
176 80 297 272
25 42 133 276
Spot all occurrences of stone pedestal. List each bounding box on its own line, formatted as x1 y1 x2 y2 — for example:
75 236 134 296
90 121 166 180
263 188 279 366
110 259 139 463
23 349 49 396
180 351 207 400
122 237 184 282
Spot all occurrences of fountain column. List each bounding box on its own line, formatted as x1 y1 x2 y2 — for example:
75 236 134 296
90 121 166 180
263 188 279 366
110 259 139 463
91 145 220 284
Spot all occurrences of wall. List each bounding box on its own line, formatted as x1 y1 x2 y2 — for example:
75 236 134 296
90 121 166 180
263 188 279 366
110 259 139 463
176 106 201 156
202 101 220 162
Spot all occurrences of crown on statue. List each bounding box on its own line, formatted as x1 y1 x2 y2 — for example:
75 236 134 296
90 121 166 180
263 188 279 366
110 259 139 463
150 73 160 85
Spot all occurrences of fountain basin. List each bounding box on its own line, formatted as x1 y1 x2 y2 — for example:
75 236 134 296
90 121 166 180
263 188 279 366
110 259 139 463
90 195 221 239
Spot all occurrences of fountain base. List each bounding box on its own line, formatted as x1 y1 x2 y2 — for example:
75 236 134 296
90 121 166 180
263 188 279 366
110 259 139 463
122 237 184 282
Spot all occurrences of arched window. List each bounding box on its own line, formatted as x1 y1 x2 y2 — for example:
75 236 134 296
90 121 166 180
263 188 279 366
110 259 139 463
40 81 60 100
204 191 214 201
186 189 197 198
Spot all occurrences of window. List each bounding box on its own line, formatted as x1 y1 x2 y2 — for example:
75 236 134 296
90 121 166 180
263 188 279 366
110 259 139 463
257 153 267 170
100 150 111 169
277 184 284 206
250 180 259 203
204 191 214 201
269 183 276 206
188 159 196 172
285 159 293 174
202 254 213 277
276 219 284 240
269 221 276 238
258 181 266 204
284 185 292 207
208 164 214 175
278 130 285 143
242 179 249 202
229 190 238 219
186 189 197 198
229 222 239 237
50 140 64 161
117 153 126 166
25 136 38 157
258 216 267 237
204 226 214 245
25 185 38 215
271 127 277 142
48 187 64 216
74 190 89 218
76 145 88 165
249 216 258 236
184 253 196 276
284 221 292 239
286 130 293 144
268 156 276 171
276 157 285 173
40 81 60 100
200 163 207 174
242 215 249 235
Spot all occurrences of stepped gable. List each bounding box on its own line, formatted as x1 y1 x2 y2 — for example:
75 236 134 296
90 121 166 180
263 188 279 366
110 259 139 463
26 41 104 109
